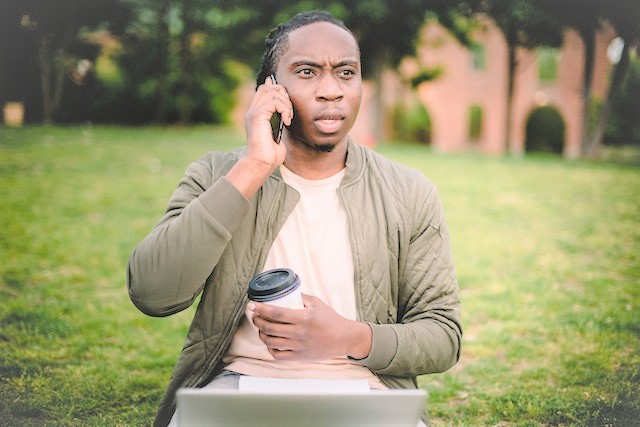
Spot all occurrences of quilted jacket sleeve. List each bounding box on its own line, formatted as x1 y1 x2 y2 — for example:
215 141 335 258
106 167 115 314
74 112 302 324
127 153 250 317
355 179 462 377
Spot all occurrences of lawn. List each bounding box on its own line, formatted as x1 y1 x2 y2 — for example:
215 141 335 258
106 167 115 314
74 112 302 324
1 125 638 426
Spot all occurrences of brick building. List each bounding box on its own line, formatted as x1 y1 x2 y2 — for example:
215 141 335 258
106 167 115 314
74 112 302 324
377 17 619 158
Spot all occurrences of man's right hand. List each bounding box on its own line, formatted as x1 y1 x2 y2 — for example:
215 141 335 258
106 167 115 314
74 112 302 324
226 77 293 199
245 77 292 170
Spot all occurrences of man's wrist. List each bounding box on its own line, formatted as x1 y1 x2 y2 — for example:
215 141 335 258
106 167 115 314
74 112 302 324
347 321 373 360
225 156 275 199
239 155 276 177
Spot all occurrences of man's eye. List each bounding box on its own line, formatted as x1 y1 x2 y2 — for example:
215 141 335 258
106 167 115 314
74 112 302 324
297 69 314 77
339 69 356 77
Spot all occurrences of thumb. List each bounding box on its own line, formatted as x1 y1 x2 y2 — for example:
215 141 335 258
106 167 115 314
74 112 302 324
301 293 319 308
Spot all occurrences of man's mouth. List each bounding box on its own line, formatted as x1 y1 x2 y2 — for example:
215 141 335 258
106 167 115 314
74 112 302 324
314 114 344 134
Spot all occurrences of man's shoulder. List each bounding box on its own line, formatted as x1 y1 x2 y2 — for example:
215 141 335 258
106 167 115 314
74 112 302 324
356 143 433 190
191 147 245 175
198 146 245 164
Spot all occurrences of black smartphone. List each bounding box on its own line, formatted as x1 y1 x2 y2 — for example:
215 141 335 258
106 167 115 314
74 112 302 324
269 74 284 144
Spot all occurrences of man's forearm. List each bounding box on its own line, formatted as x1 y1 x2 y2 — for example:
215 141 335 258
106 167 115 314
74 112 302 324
225 156 276 199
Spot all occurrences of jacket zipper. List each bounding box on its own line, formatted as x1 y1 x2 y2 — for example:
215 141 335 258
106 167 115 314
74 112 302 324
338 185 390 389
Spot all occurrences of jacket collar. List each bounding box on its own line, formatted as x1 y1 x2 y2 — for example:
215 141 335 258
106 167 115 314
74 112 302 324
271 137 367 185
343 138 366 186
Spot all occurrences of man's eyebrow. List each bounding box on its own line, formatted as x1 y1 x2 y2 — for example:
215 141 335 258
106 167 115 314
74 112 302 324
290 59 360 69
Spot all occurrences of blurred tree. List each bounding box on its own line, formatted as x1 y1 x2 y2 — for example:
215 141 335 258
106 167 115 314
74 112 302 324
606 55 640 146
585 1 640 156
534 0 606 156
473 0 563 155
0 0 131 124
534 0 640 156
103 0 177 123
0 2 25 115
109 0 247 124
154 0 171 123
343 0 477 139
0 1 485 126
176 0 196 124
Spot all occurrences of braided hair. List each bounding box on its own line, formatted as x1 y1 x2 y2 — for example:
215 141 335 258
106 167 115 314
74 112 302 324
255 10 358 88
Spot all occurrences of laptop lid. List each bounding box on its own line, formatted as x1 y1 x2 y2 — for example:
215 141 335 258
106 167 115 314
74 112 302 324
176 388 427 427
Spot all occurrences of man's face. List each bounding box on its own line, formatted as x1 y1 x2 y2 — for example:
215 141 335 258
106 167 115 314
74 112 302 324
275 22 362 152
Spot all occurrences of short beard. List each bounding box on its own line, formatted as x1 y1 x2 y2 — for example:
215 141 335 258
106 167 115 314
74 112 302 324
295 136 336 153
308 142 336 153
289 128 338 153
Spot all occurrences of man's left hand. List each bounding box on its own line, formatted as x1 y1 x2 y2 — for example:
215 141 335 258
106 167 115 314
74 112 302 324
249 294 372 361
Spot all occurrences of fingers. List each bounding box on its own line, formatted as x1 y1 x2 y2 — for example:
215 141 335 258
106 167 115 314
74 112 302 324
258 330 296 350
249 301 302 324
259 77 293 126
258 329 309 360
244 77 292 149
251 308 301 337
253 315 303 359
250 303 304 351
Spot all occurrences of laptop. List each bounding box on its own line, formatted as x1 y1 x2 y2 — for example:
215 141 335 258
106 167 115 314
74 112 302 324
176 388 427 427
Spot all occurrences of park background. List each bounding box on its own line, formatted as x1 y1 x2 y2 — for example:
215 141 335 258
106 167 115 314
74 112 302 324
1 1 639 426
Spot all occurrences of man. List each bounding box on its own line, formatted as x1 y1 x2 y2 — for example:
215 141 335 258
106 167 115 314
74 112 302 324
128 10 461 427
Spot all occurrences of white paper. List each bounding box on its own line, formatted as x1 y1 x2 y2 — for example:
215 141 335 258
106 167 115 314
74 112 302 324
238 376 371 393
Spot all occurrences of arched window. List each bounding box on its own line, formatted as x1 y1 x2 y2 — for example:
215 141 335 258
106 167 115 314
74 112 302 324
468 105 483 141
525 106 565 154
471 44 486 71
538 48 559 82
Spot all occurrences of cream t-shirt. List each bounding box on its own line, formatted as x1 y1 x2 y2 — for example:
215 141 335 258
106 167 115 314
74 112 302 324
223 165 385 389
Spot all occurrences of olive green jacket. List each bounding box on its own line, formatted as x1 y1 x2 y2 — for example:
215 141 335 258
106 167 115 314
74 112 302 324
127 141 462 426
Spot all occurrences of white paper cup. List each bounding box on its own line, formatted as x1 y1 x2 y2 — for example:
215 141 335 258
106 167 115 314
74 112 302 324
247 268 304 309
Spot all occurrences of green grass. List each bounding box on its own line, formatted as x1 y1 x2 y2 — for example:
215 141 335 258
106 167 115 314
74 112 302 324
1 126 638 426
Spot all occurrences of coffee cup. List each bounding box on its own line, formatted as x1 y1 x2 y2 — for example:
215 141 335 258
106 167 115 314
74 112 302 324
247 268 304 309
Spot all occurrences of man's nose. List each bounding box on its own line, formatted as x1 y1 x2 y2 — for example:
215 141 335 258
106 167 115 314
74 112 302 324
316 73 344 101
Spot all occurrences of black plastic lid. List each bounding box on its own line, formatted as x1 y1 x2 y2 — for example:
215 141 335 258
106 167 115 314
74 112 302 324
247 268 301 302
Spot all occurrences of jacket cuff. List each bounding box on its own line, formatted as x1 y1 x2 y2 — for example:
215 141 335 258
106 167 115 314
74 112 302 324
350 323 398 371
198 176 250 233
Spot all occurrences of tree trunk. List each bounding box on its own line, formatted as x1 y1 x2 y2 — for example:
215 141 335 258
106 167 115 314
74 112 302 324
584 40 631 158
504 42 517 155
579 29 597 156
38 9 74 125
38 37 53 125
154 0 171 124
0 16 5 110
52 46 67 113
178 0 195 125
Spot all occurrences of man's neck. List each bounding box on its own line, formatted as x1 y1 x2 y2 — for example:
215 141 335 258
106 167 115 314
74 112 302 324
283 139 348 180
